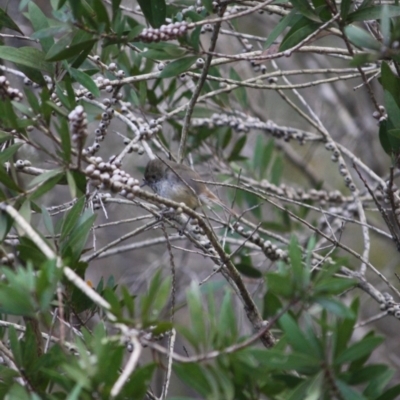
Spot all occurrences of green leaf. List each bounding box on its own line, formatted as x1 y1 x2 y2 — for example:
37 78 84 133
340 0 352 19
347 364 390 385
228 136 247 161
174 363 212 397
335 336 384 365
250 348 320 370
379 120 392 155
0 284 36 317
139 270 169 322
120 364 156 398
262 290 282 319
229 68 247 108
117 363 156 399
364 368 394 398
141 48 186 60
335 379 366 400
8 326 22 367
376 384 400 400
386 91 400 133
314 277 355 295
387 128 400 139
0 46 53 73
332 298 358 361
265 10 301 48
380 5 391 46
46 38 97 61
120 286 135 319
159 56 198 78
189 26 202 52
0 143 22 164
279 313 319 357
0 211 13 242
69 68 100 97
150 276 171 319
92 0 110 31
0 130 12 144
0 8 23 33
186 282 206 349
4 385 31 400
41 206 54 236
137 0 166 28
288 235 307 290
18 237 49 267
59 197 85 241
29 168 64 188
266 272 294 297
201 0 214 14
351 53 379 68
344 25 381 50
219 290 237 340
287 372 323 400
28 2 54 53
63 211 96 262
257 138 274 179
30 173 64 201
280 19 320 51
381 62 400 110
111 0 122 17
316 297 354 318
235 262 262 278
31 25 68 40
66 384 83 400
346 5 400 23
289 0 319 21
139 80 147 107
0 165 21 192
271 154 283 185
67 171 86 198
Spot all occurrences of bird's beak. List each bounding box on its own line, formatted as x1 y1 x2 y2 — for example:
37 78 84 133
140 179 148 188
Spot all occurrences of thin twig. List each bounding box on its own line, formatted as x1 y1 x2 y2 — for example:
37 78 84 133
110 335 142 397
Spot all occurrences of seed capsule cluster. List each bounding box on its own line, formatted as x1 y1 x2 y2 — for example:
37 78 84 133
372 105 387 124
0 76 23 101
181 0 205 15
138 21 189 43
324 141 356 192
255 180 350 205
233 222 288 262
85 157 141 199
68 105 88 148
192 113 309 144
14 159 32 169
381 293 400 319
83 100 116 157
377 180 400 225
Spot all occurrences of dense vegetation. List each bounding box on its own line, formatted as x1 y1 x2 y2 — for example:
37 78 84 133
1 0 400 398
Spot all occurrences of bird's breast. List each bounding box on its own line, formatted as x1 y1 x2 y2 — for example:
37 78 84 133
155 179 200 209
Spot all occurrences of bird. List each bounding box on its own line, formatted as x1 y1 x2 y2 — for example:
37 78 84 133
143 158 238 217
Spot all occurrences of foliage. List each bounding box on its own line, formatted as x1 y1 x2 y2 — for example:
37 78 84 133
0 0 399 398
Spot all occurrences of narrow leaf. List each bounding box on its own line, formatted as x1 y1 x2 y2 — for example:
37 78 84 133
159 56 198 78
0 8 23 33
28 2 54 53
346 5 400 23
46 39 97 62
69 68 100 97
335 336 384 365
344 25 381 50
0 46 53 73
137 0 166 28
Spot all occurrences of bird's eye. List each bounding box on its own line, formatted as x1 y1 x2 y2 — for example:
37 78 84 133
152 174 156 180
